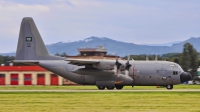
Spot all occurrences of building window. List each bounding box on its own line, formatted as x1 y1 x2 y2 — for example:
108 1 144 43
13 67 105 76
0 74 5 78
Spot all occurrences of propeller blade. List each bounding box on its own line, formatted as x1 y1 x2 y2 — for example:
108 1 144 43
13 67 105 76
125 61 132 70
114 59 122 75
115 59 122 70
124 60 132 76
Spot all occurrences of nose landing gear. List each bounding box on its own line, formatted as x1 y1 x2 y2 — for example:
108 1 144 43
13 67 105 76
166 85 173 90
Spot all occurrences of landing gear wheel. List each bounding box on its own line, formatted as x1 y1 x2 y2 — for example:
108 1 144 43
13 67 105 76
166 85 173 90
106 86 115 90
115 85 124 90
97 86 105 90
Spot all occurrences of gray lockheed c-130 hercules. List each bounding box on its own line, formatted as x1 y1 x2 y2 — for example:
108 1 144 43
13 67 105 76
13 17 192 90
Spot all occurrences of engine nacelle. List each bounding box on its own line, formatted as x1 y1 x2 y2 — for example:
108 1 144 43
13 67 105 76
92 60 115 70
92 60 126 70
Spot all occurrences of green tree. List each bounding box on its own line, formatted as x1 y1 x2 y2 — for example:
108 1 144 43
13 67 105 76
55 53 60 56
173 58 180 64
61 52 67 57
180 43 198 76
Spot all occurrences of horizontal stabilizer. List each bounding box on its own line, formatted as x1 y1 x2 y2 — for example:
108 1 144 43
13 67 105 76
12 60 39 64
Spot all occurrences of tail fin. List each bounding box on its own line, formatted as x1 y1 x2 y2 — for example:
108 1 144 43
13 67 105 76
15 17 63 60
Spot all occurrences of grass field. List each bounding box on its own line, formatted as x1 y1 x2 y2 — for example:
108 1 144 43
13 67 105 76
0 84 199 90
0 92 200 112
0 85 200 112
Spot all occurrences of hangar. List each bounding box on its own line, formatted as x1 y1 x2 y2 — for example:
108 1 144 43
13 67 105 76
0 66 74 86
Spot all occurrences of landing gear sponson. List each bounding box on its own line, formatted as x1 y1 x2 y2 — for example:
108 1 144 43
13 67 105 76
98 85 174 90
97 85 124 90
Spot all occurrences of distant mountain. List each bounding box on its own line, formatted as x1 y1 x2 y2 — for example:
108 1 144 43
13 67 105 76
46 36 200 56
46 37 167 56
166 37 200 53
142 41 182 46
1 36 200 57
0 52 15 56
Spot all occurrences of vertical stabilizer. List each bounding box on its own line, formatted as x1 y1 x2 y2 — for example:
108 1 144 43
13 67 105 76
15 17 62 60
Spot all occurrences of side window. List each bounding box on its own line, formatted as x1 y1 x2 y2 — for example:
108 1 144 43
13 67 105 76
173 71 178 75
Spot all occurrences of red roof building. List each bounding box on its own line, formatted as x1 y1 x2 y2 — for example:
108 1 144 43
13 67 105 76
0 66 76 86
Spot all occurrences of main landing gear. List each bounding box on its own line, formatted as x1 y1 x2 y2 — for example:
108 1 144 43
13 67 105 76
97 86 105 90
97 85 124 90
115 85 123 90
166 85 173 90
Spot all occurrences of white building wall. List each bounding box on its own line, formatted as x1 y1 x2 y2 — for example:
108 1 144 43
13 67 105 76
45 72 50 85
19 72 23 85
59 76 63 85
5 72 10 85
32 72 37 85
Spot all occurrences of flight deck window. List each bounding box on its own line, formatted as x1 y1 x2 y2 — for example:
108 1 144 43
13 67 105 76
173 71 178 75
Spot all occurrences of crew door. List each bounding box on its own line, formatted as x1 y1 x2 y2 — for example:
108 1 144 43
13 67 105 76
155 64 171 85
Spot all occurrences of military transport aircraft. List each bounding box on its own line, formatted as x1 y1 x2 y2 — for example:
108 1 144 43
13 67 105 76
13 17 192 90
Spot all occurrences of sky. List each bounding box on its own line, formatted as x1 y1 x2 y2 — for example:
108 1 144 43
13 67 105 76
0 0 200 53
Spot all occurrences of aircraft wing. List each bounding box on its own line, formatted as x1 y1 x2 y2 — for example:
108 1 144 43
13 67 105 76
65 59 100 66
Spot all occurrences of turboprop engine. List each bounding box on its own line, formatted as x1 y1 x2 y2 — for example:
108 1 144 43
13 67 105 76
91 59 132 76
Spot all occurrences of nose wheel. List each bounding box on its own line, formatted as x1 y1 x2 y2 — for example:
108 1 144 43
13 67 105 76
166 85 173 90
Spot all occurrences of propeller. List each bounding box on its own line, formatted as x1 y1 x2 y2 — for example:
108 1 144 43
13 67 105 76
125 55 132 76
114 59 122 75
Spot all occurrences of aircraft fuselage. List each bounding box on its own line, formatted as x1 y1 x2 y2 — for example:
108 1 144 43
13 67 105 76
38 60 184 86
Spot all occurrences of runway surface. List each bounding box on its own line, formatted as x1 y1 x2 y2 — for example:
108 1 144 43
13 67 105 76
0 89 200 92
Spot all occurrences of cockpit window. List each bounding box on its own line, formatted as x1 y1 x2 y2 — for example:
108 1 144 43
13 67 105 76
173 71 178 75
176 64 184 72
170 64 179 68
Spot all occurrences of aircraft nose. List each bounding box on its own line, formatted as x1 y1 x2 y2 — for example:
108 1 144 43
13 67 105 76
180 72 192 83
